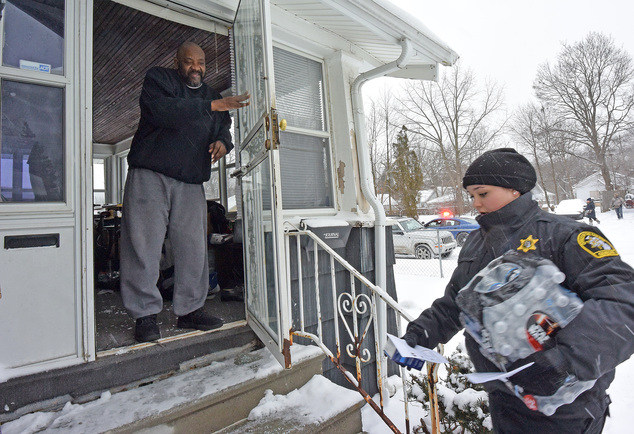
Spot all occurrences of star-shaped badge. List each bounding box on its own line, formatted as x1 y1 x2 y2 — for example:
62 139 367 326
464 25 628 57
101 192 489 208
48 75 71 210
517 235 539 252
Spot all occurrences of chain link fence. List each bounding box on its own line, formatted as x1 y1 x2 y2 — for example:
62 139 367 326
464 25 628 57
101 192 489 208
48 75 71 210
393 228 461 278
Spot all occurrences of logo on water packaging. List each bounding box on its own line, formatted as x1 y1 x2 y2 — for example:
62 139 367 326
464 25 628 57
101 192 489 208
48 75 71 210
526 312 560 351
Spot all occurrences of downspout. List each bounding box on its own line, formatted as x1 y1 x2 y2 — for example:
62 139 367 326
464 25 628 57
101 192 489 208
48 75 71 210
351 38 413 382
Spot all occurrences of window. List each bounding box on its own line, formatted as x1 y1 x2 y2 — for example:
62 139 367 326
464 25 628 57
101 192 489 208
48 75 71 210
93 159 106 205
0 0 66 203
0 81 64 202
2 0 65 76
273 47 333 209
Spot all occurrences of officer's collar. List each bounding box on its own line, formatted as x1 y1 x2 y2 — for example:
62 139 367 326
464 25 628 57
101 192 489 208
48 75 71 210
476 192 537 230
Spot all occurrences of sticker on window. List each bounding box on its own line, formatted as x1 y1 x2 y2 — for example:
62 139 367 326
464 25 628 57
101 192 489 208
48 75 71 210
19 60 51 73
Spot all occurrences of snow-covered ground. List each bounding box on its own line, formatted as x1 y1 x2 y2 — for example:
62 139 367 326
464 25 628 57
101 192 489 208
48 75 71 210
2 206 633 433
363 205 634 433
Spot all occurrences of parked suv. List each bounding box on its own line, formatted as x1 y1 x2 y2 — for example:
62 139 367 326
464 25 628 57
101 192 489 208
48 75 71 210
388 217 457 259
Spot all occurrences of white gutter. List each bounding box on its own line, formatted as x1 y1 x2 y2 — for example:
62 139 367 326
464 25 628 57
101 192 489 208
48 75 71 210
351 38 413 383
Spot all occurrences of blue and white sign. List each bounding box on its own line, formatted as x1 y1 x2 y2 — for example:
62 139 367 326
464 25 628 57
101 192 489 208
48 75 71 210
19 60 51 73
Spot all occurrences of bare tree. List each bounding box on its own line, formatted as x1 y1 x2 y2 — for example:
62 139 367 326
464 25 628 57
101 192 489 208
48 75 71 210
534 32 634 191
366 86 401 214
398 62 506 214
511 103 573 206
365 98 385 197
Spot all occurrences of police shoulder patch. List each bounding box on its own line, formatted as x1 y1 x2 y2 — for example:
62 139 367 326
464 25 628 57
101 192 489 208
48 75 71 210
577 231 619 258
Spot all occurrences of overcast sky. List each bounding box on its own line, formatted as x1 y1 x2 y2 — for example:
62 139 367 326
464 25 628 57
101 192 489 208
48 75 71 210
378 0 634 110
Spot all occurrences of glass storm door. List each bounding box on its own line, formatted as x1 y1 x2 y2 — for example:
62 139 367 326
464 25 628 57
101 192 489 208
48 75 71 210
233 0 291 367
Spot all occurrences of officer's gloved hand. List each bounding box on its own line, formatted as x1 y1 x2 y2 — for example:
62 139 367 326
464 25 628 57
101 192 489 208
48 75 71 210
507 349 570 396
401 332 418 348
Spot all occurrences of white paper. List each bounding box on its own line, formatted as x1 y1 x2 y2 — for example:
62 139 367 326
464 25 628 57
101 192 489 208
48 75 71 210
386 334 449 364
464 362 535 384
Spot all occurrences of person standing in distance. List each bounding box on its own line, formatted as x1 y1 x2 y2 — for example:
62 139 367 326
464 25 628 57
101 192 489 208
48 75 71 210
585 197 600 225
120 41 250 342
611 192 625 220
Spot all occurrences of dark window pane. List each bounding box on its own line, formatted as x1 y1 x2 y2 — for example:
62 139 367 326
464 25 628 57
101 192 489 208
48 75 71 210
279 131 332 209
3 0 65 75
1 80 64 202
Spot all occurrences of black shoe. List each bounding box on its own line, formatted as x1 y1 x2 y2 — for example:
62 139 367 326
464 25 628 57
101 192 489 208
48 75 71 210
177 308 223 331
135 314 161 342
221 285 244 302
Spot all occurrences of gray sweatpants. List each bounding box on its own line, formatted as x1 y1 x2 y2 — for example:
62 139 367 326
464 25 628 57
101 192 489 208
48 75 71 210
120 168 208 318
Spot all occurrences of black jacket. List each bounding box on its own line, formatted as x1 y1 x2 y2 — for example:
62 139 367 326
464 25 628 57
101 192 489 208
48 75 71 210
127 67 233 184
585 200 597 219
406 192 634 425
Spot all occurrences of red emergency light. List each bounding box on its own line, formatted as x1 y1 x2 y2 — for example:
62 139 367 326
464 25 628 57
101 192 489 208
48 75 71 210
440 210 453 218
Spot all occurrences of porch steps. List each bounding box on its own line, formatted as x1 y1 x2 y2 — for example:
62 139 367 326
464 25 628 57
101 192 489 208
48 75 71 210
216 399 365 434
1 340 365 433
107 346 365 434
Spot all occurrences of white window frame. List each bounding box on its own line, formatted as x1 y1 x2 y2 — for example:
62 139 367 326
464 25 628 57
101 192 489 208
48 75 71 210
272 43 337 217
0 0 75 216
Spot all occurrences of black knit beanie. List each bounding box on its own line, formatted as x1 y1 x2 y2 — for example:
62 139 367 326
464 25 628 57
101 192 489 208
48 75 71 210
462 148 537 194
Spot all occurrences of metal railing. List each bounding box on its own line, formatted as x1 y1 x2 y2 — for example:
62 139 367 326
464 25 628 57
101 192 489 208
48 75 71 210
284 224 441 434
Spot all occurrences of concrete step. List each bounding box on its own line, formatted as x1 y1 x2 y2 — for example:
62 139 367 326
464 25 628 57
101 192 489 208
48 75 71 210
101 345 326 433
1 342 366 434
216 379 365 434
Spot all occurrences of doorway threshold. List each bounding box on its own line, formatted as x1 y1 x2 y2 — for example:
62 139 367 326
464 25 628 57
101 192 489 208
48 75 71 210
97 319 248 357
0 320 259 423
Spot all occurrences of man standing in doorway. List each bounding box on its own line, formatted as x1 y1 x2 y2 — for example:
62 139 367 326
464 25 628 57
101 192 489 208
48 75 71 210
120 41 250 342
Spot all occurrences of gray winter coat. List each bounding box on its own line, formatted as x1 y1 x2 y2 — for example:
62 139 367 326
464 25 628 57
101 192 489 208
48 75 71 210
612 196 625 209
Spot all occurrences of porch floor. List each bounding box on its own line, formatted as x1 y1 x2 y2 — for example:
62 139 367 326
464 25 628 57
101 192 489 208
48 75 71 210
95 288 246 352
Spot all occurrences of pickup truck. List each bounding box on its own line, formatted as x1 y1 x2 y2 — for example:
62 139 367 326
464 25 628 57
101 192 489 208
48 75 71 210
388 217 457 259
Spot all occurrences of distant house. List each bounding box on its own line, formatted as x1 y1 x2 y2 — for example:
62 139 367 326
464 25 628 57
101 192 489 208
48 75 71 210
379 194 401 216
417 188 457 215
574 171 633 201
532 184 556 209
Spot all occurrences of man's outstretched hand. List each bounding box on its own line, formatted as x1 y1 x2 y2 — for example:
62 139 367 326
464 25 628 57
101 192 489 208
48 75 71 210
211 91 250 111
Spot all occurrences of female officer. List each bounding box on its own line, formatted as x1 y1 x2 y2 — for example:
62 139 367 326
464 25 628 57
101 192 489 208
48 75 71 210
402 148 634 433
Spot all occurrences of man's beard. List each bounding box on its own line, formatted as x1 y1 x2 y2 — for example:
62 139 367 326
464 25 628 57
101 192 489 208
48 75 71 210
185 71 203 87
178 64 204 87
